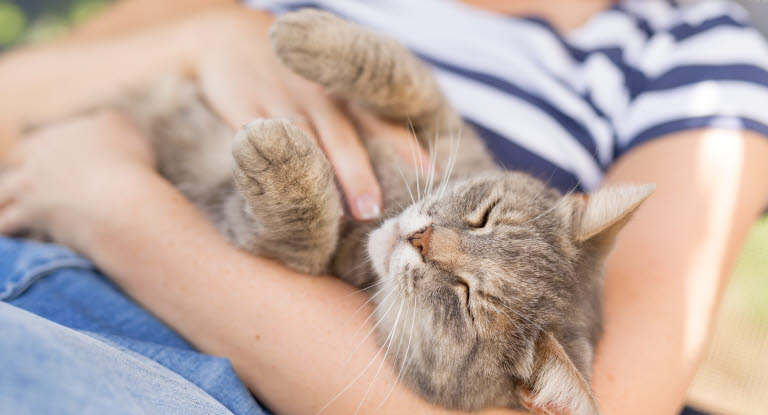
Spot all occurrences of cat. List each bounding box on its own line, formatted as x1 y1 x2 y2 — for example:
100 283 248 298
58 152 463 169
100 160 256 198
112 9 653 415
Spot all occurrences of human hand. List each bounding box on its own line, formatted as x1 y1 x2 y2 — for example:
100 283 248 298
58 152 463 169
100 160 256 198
0 110 155 250
179 8 426 220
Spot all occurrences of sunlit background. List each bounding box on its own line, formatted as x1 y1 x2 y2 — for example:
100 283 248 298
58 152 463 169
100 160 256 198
0 0 767 413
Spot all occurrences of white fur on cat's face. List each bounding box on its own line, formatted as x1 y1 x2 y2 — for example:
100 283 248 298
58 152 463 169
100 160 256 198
367 206 431 279
363 174 587 409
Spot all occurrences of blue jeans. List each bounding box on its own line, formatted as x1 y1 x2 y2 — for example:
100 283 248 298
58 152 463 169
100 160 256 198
0 237 709 414
0 237 267 415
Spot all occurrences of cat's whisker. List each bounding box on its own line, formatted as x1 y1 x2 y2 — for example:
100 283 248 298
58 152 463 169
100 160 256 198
394 161 416 205
494 306 528 342
342 275 384 298
391 198 406 213
345 286 405 368
426 116 442 198
408 119 426 190
526 171 555 208
498 302 544 333
527 178 582 224
339 283 389 330
380 300 408 389
346 257 374 275
351 285 399 338
444 128 460 197
315 317 396 415
436 130 450 199
323 287 405 415
375 295 417 412
437 130 454 200
353 299 406 415
406 119 422 202
439 126 461 200
425 130 438 197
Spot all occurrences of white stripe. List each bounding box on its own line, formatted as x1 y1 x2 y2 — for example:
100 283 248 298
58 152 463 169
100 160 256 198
620 0 677 29
622 0 747 30
435 70 603 190
639 27 768 77
580 54 632 126
675 0 748 26
617 81 768 144
251 0 616 164
568 9 647 54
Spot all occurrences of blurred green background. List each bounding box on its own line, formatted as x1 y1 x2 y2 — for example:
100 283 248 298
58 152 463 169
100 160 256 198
0 0 109 50
1 0 767 412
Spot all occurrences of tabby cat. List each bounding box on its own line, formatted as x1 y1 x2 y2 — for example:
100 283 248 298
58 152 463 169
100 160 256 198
113 9 653 415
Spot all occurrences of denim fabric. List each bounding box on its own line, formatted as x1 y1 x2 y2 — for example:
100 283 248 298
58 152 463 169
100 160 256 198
0 237 266 415
0 237 710 414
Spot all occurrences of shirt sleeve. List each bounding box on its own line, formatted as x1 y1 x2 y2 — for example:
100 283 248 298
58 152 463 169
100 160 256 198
612 1 768 157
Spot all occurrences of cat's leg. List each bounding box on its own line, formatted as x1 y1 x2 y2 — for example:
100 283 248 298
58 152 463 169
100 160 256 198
269 9 458 132
229 118 341 275
269 9 495 176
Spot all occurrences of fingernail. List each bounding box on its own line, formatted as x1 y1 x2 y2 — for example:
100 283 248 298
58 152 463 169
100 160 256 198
356 194 381 220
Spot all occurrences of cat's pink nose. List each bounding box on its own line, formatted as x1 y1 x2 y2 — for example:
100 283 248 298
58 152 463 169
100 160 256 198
408 225 433 257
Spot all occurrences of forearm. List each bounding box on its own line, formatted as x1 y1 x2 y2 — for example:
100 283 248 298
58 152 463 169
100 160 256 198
74 168 524 415
0 5 271 149
0 23 187 145
591 129 768 414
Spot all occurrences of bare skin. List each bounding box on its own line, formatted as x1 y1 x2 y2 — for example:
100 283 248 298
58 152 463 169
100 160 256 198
3 111 768 415
0 0 614 219
0 3 422 221
2 1 768 414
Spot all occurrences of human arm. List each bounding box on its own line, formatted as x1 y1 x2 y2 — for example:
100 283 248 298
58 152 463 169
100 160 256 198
0 110 511 415
0 2 393 220
593 128 768 414
5 115 768 415
75 127 767 415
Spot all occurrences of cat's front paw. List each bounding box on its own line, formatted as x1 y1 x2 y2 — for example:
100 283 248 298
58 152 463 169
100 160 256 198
231 117 340 275
269 9 350 87
231 118 315 189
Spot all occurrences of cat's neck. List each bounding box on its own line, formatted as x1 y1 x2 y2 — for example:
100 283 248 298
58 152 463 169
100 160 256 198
460 0 614 33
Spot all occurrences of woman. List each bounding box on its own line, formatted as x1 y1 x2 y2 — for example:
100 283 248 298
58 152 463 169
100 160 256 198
1 0 767 414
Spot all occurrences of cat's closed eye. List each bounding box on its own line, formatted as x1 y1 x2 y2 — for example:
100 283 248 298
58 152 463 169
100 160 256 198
453 277 472 319
469 200 498 228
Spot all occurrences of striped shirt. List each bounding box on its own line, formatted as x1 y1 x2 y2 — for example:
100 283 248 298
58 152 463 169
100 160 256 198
246 0 768 193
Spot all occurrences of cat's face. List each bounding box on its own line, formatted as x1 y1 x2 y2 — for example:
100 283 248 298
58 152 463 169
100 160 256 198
367 172 653 412
367 172 578 408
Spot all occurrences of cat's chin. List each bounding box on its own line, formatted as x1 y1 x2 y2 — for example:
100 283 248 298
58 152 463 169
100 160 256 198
367 218 399 278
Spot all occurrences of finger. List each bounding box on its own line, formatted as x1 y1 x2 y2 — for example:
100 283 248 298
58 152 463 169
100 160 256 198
0 205 27 236
348 104 432 172
198 60 275 129
303 96 382 221
0 173 21 210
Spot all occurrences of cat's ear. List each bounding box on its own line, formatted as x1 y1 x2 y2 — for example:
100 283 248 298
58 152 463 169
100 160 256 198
573 184 655 244
519 332 600 415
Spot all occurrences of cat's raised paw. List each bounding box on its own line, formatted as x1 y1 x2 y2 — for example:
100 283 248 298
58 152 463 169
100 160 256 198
232 118 314 176
269 9 350 87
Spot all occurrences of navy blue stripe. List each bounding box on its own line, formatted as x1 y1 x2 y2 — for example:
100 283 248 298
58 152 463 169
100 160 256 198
520 16 649 100
269 1 352 19
643 64 768 95
415 53 603 167
584 47 649 98
620 115 768 158
611 4 654 38
466 119 584 193
680 407 711 415
669 15 747 42
520 17 589 61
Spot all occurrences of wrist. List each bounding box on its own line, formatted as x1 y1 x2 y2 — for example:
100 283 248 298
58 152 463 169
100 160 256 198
173 5 275 72
58 165 165 254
